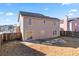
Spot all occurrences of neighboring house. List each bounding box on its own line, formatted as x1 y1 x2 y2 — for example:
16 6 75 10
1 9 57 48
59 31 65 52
68 18 79 32
0 25 16 33
18 11 60 41
15 26 21 33
60 16 69 31
60 16 79 32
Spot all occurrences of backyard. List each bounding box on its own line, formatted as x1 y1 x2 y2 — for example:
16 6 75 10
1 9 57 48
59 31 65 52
1 37 79 56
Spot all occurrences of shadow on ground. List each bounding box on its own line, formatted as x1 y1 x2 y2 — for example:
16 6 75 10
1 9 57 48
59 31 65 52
0 42 46 56
27 37 79 48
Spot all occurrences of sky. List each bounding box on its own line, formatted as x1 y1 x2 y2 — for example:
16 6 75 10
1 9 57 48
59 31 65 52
0 3 79 25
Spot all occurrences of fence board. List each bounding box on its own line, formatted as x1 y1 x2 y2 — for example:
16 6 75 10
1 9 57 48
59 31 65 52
0 33 22 44
60 31 79 38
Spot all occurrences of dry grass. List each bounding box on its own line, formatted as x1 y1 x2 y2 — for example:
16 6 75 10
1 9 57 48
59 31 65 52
0 41 45 56
21 37 79 56
1 37 79 56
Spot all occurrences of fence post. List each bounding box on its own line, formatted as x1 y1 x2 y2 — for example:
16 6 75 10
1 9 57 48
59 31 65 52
0 35 1 45
5 33 7 41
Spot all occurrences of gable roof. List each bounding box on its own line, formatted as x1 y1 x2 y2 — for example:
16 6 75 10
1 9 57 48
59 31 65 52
18 11 60 21
68 17 79 22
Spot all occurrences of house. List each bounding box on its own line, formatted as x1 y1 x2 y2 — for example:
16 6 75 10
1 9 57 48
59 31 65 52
68 18 79 32
0 25 16 33
60 16 69 31
14 25 21 33
60 16 79 32
18 11 60 41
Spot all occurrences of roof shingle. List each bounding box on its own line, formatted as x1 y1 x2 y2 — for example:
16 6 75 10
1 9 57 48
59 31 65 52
19 11 60 20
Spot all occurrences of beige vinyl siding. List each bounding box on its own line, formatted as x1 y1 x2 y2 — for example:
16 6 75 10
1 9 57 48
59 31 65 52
20 16 60 41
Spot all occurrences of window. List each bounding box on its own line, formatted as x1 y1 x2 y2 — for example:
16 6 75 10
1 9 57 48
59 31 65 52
53 30 57 35
44 20 45 24
29 18 32 25
54 31 57 35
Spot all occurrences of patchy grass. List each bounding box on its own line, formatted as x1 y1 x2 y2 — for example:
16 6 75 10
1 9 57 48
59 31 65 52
21 37 79 56
0 41 45 56
21 43 79 56
1 37 79 56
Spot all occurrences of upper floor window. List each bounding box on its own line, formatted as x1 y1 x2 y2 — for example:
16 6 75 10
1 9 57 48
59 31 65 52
29 18 32 25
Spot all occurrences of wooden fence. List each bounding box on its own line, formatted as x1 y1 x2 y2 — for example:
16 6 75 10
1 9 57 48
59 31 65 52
60 31 79 37
0 33 22 44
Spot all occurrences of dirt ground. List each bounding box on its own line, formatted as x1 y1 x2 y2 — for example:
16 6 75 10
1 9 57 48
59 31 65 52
1 37 79 56
21 37 79 56
0 41 45 56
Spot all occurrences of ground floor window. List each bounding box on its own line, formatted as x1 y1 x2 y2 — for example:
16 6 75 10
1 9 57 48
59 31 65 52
53 30 57 35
